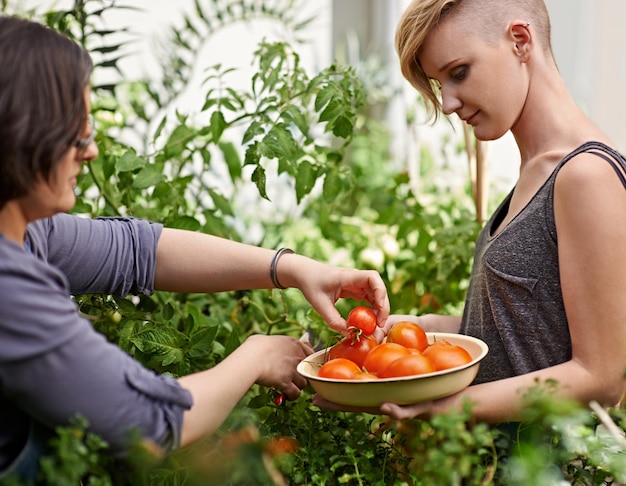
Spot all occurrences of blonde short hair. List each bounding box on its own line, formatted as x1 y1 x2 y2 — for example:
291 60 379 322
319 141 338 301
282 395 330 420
395 0 552 120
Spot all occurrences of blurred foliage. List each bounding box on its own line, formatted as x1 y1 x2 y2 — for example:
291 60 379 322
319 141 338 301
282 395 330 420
2 1 625 485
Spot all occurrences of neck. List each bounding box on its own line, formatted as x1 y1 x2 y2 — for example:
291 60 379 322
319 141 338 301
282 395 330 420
512 65 607 162
0 201 29 246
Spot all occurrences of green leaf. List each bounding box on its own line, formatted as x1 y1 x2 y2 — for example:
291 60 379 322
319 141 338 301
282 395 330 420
164 124 196 159
295 159 316 202
187 326 219 358
207 188 234 216
223 329 241 357
251 165 269 200
132 165 163 189
167 215 202 231
314 84 335 111
331 114 354 138
210 110 226 143
115 149 145 172
161 303 175 320
128 328 186 367
323 169 346 203
319 99 342 123
242 120 265 145
219 141 242 181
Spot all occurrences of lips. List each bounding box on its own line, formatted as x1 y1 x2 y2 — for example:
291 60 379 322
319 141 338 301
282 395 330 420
462 111 479 125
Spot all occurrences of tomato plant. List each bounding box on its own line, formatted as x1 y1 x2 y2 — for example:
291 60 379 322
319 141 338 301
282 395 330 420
387 321 428 352
378 353 435 378
423 340 472 371
318 358 362 379
346 305 377 336
362 342 410 375
328 334 377 368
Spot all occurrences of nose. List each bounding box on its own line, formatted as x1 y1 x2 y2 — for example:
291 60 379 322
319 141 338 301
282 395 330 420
77 140 99 162
440 85 462 116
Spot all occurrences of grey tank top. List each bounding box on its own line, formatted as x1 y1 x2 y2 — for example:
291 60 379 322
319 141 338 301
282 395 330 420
460 141 626 384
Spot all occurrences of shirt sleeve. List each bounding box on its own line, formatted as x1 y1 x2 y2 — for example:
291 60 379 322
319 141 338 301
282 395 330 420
0 251 193 453
26 213 163 296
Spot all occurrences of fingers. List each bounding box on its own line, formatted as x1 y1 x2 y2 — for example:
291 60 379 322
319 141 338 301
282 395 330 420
380 402 430 420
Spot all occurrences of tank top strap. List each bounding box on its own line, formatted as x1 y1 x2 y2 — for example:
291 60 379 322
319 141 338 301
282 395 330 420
556 141 626 189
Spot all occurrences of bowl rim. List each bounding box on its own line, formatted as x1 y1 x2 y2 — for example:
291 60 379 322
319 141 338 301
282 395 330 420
298 332 489 383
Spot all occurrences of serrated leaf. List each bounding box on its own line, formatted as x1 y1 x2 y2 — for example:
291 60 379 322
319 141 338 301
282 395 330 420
187 326 219 358
128 328 186 366
251 165 269 200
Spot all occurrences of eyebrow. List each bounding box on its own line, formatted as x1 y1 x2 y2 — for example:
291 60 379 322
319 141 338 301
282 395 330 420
436 58 462 73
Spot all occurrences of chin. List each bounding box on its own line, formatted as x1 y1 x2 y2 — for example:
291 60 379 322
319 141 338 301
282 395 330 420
472 126 508 142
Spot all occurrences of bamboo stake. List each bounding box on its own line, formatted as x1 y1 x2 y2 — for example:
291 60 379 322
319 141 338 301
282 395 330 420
463 125 489 224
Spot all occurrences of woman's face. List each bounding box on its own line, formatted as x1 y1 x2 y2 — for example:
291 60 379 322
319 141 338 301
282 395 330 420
419 17 530 141
28 89 98 218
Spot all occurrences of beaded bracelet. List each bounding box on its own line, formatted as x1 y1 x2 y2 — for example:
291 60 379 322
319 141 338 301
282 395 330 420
270 247 295 289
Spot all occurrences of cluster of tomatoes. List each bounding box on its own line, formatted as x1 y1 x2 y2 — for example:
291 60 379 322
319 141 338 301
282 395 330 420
317 306 472 380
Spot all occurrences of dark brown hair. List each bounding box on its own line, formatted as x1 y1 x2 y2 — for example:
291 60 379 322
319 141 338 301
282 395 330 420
0 16 93 209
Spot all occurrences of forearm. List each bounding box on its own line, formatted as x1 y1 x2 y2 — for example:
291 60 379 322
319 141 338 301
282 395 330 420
432 359 624 424
154 228 279 293
177 334 310 447
178 343 262 446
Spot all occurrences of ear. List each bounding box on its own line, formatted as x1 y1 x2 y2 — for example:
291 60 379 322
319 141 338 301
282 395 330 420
509 21 532 61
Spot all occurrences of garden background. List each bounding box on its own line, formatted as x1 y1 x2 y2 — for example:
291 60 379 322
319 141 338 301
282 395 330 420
3 1 626 484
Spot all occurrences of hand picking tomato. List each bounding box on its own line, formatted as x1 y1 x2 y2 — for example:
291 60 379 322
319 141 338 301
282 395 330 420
423 340 472 371
386 321 428 352
346 305 377 336
328 334 377 368
318 358 362 379
378 353 435 378
362 342 410 375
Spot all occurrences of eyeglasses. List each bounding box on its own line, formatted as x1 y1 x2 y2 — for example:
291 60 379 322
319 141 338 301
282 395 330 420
73 115 95 150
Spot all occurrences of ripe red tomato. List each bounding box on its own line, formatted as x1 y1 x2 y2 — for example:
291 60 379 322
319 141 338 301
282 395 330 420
386 321 428 352
362 342 411 375
328 334 377 368
346 305 377 336
378 353 435 378
318 358 362 379
423 340 472 371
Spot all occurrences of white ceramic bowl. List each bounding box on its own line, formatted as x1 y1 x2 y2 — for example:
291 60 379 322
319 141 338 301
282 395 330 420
297 333 488 407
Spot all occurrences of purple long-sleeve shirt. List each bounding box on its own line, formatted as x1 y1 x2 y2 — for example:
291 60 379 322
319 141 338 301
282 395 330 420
0 214 193 470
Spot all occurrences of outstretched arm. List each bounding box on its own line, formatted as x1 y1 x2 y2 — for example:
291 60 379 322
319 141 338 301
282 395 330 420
154 228 390 334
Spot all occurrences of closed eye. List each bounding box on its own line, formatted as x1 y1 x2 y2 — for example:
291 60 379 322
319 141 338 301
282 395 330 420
450 66 468 82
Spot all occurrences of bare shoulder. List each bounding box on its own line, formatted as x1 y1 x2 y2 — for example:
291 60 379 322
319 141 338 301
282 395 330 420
555 145 626 195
